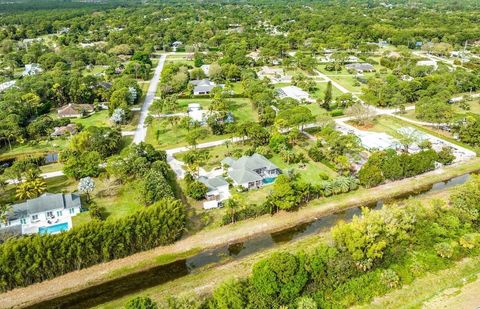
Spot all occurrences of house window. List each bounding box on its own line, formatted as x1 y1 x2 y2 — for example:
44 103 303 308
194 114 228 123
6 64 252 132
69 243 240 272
69 208 75 214
46 211 53 217
56 210 63 217
31 214 38 221
20 218 26 224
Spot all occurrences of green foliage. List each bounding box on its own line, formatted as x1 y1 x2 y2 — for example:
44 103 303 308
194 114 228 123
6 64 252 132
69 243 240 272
125 296 157 309
186 180 208 200
0 198 185 292
359 149 438 187
213 279 247 309
142 167 175 206
63 151 102 179
267 174 301 211
252 252 308 305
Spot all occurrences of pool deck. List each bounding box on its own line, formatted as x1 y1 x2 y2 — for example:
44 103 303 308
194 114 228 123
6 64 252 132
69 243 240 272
23 217 72 235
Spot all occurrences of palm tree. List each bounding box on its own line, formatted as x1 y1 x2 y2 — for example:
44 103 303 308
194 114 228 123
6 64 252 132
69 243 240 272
321 180 332 197
223 197 240 224
333 176 350 194
15 178 46 200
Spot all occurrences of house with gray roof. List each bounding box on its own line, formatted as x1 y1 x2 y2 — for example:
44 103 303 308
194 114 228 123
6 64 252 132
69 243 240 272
223 153 281 190
0 193 82 235
190 79 224 95
198 176 230 209
345 63 375 73
22 63 43 77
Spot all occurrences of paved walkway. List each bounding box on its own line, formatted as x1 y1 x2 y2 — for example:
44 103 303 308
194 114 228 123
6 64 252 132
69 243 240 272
133 54 167 144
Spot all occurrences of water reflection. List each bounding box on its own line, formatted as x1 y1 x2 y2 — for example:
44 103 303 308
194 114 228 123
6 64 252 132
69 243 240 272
29 173 473 308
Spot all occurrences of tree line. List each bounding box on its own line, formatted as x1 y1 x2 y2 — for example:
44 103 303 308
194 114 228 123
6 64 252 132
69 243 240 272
0 197 186 292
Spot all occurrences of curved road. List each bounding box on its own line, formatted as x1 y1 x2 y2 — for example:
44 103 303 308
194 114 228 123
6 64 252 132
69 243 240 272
133 54 167 144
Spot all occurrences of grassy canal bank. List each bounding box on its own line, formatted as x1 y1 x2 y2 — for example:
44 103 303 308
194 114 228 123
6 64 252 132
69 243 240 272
97 172 476 308
2 158 480 309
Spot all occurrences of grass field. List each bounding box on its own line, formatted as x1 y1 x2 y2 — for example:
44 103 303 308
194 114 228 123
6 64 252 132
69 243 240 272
0 139 68 161
146 98 256 149
72 178 144 227
350 115 476 151
72 110 110 128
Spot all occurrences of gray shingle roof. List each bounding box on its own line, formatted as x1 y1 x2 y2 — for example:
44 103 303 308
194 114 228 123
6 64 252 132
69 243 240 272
228 169 263 184
230 153 278 171
198 176 228 192
345 63 375 72
7 193 81 221
221 157 236 166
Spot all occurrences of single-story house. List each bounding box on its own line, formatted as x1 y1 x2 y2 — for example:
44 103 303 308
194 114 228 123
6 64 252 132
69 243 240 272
276 85 315 103
51 124 78 137
416 60 438 70
200 64 211 76
223 153 281 190
58 103 94 118
0 80 16 93
22 63 43 77
345 63 375 73
97 81 112 90
257 66 291 83
0 193 82 235
187 103 207 124
198 176 230 209
190 79 223 95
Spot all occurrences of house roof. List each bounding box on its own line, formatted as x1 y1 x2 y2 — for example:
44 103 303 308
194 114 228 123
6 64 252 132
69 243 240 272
345 63 375 72
0 80 16 92
230 153 278 171
51 124 78 137
276 86 314 102
198 176 228 192
7 193 81 221
190 78 215 86
228 169 263 184
221 157 236 166
58 104 94 117
0 224 22 239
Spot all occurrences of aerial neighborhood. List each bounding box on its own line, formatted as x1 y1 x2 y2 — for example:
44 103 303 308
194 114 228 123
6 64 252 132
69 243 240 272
1 1 480 308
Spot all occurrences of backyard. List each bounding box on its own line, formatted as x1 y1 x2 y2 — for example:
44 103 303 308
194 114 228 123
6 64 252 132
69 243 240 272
146 98 257 149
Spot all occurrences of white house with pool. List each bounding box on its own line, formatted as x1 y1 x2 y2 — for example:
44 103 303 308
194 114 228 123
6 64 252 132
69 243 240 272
222 153 282 190
0 193 81 236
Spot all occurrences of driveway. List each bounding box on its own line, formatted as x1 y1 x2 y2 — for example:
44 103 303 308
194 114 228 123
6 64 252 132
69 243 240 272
133 54 167 144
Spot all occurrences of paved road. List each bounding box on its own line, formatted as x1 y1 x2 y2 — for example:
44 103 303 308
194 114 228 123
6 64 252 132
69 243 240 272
6 170 65 185
133 54 167 144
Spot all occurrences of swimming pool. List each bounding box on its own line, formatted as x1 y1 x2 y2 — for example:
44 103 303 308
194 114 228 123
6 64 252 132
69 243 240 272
39 222 69 234
262 177 276 184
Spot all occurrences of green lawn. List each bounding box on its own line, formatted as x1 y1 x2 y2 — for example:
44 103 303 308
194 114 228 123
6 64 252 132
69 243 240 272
72 178 144 227
175 143 251 172
146 98 256 149
269 144 337 184
350 115 476 151
0 139 68 161
310 82 343 100
72 110 110 128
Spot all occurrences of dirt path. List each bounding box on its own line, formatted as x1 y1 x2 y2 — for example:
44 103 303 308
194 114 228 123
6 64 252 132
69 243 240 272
2 158 480 309
423 275 480 309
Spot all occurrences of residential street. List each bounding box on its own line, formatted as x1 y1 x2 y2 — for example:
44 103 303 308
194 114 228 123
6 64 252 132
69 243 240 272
133 53 167 144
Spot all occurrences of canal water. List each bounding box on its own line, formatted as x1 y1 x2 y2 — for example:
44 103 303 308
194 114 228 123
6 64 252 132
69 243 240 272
25 173 472 309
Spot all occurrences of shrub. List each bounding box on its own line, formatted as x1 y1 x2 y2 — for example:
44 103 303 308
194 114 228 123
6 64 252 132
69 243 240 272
213 279 247 309
434 242 454 258
252 252 309 305
380 269 400 288
186 180 208 200
125 296 157 309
